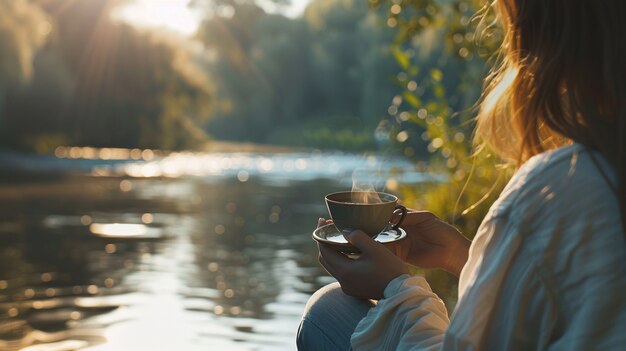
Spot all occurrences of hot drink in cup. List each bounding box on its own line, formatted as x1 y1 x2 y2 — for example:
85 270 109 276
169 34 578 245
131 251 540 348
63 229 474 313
325 191 407 237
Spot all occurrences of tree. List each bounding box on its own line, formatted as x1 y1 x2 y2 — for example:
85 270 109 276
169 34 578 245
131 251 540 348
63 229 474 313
1 0 213 152
0 0 49 143
195 1 311 141
370 0 508 232
194 0 401 150
374 0 509 308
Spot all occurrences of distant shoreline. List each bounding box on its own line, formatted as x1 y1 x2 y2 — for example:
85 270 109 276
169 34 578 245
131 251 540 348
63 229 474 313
0 141 307 181
0 140 309 157
200 140 306 154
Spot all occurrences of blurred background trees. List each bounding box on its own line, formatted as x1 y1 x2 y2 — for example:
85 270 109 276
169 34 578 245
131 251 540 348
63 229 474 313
0 0 429 153
370 0 509 233
363 0 511 302
0 0 212 152
0 0 49 146
193 0 400 150
0 0 510 217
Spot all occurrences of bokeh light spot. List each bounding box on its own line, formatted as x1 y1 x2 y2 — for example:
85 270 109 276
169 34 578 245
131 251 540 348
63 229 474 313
259 159 274 172
396 131 409 143
141 213 154 224
454 132 465 143
417 108 428 119
447 158 458 168
386 178 399 191
141 149 155 161
120 180 132 192
87 285 99 294
431 138 444 149
237 171 249 182
130 148 142 160
407 81 417 91
208 262 219 272
41 273 52 282
388 106 398 115
80 215 93 225
8 308 18 317
215 225 226 235
105 244 117 254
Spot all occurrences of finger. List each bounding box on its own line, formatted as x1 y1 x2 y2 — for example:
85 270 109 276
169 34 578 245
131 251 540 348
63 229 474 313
318 251 337 277
318 218 325 225
403 210 436 225
319 242 351 273
317 218 326 228
345 230 383 256
388 240 408 258
317 218 333 228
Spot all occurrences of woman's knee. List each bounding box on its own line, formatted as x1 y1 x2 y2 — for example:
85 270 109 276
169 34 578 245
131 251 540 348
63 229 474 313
297 282 374 350
297 317 343 351
301 282 344 319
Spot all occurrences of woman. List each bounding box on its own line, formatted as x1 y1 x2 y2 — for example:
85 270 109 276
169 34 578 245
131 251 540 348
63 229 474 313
297 0 626 350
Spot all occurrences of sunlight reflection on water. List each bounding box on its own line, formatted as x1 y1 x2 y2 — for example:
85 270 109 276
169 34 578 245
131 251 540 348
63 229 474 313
0 150 436 351
2 148 436 186
109 151 432 186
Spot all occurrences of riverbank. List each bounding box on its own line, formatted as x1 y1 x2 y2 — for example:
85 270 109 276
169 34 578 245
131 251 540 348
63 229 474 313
200 140 304 154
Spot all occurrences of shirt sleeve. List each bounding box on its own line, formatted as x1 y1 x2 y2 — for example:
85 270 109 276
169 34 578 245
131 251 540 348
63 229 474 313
350 274 450 351
351 146 626 351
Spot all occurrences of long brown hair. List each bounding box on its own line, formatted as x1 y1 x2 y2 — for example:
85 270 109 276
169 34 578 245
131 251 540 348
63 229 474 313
475 0 626 232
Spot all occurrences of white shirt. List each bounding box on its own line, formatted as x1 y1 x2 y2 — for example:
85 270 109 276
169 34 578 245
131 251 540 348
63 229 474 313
351 144 626 350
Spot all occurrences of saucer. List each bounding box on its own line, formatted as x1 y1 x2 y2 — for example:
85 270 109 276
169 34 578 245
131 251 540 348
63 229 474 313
312 223 406 254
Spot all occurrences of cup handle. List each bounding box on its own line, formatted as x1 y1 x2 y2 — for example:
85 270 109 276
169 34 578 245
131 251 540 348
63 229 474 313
390 205 407 230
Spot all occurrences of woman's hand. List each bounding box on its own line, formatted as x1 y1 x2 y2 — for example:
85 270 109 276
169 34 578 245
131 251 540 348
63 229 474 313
391 211 470 277
318 229 410 300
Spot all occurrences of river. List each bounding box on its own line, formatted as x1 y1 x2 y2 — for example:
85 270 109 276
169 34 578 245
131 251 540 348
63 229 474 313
0 148 436 351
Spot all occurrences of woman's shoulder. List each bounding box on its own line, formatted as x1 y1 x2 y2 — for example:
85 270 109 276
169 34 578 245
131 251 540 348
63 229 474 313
520 143 615 185
492 143 618 220
493 143 623 261
517 143 616 210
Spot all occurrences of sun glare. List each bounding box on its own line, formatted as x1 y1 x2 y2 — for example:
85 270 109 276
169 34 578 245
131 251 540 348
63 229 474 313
113 0 201 36
114 0 312 36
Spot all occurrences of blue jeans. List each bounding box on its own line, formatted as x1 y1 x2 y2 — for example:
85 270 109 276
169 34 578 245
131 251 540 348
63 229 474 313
297 282 375 351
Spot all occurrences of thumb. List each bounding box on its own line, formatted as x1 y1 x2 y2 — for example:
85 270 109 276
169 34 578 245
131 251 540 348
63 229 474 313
344 229 381 255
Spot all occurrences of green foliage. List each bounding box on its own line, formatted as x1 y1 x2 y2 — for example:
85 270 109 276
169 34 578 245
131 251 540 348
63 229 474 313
377 0 510 236
0 0 212 152
266 116 378 151
194 0 400 148
0 0 48 87
0 0 49 143
377 0 514 308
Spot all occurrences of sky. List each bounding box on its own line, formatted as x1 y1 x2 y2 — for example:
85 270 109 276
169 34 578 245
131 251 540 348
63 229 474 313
114 0 312 36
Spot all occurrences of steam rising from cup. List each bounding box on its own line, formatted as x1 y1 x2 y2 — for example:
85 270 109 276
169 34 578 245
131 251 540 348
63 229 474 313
351 168 383 204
